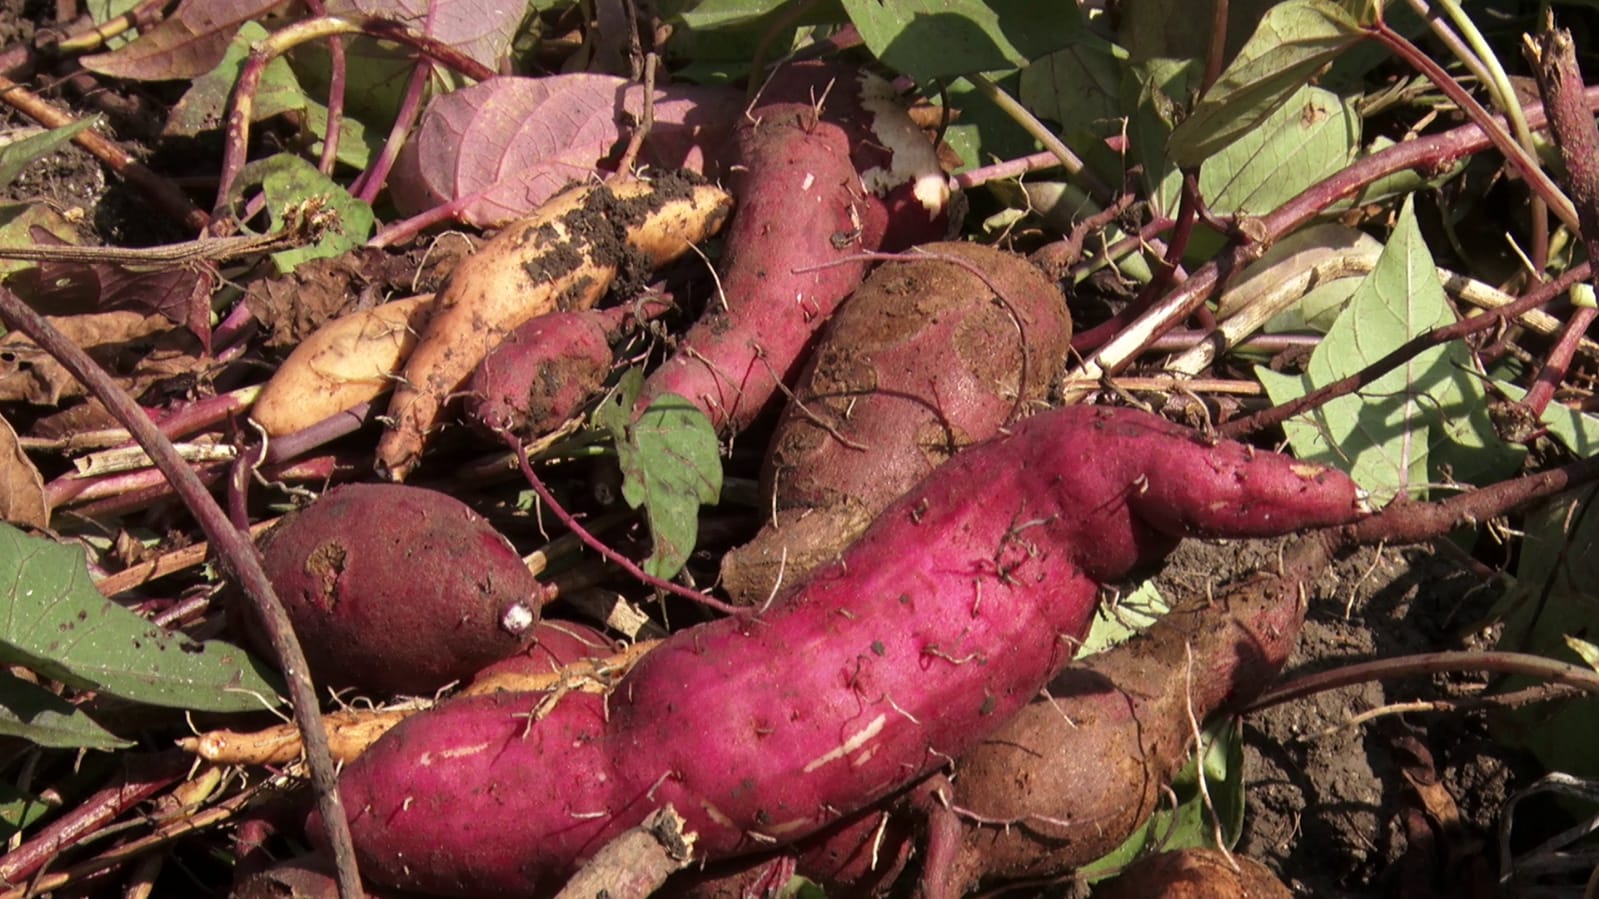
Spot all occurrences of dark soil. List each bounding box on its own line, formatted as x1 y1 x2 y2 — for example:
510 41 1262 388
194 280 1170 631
1156 539 1536 899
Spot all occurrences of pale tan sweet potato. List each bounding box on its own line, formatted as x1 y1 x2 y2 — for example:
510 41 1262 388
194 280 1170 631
720 242 1072 603
250 294 434 437
377 174 732 480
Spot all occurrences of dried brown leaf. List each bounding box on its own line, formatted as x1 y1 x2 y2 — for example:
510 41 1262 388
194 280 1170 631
0 412 47 529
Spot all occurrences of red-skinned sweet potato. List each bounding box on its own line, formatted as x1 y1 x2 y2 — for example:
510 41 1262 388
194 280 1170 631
668 536 1335 899
635 60 951 436
465 296 671 442
313 407 1362 897
721 242 1073 603
245 483 542 696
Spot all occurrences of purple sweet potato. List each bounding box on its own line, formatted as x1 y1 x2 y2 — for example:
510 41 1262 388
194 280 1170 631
247 483 542 695
313 406 1363 897
635 60 951 436
721 242 1073 603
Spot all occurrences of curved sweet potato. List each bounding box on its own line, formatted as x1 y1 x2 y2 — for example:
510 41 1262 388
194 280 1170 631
314 407 1363 897
668 536 1335 899
246 483 542 695
635 60 951 436
721 242 1072 603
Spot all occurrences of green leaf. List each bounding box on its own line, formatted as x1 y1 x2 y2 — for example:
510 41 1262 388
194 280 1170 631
841 0 1081 81
1121 57 1197 216
0 118 100 194
1018 24 1125 136
1078 580 1168 657
1077 717 1245 879
165 22 306 138
244 154 374 273
940 72 1043 175
1256 197 1515 502
1168 0 1365 167
595 370 723 580
1199 86 1359 216
0 524 283 712
0 669 130 750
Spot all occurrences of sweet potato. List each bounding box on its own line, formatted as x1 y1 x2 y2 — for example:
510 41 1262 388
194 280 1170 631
250 294 435 438
634 61 951 436
313 407 1363 897
1094 848 1293 899
669 536 1335 899
245 483 543 695
464 296 670 442
377 174 733 480
720 242 1072 603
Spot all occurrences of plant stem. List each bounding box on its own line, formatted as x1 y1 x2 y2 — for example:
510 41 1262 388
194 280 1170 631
0 288 365 899
1367 18 1577 229
1066 86 1599 391
1245 650 1599 715
1522 20 1599 421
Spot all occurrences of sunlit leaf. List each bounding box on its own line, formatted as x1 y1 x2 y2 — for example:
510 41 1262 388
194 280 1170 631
0 524 282 712
1168 0 1364 167
841 0 1080 81
595 370 723 580
1256 197 1514 502
1199 85 1359 216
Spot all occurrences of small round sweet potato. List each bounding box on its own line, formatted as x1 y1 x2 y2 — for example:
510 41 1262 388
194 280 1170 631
247 483 541 695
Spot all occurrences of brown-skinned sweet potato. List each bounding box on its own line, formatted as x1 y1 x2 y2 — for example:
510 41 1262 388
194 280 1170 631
311 407 1362 897
721 242 1073 603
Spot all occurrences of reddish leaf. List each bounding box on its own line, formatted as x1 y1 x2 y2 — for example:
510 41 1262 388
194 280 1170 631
324 0 521 71
388 75 741 226
82 0 292 81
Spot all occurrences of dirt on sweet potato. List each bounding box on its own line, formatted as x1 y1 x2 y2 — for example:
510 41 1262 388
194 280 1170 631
720 241 1072 604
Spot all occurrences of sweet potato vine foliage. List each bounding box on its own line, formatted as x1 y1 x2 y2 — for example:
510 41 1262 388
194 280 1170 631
5 0 1599 897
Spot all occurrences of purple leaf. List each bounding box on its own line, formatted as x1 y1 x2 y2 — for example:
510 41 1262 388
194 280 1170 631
389 74 742 227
